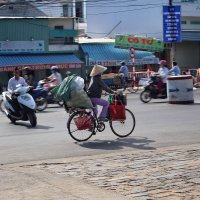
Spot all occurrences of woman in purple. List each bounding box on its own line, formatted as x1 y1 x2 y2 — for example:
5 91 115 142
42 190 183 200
87 65 115 122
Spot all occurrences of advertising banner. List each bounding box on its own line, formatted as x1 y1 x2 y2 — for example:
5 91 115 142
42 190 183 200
115 34 164 52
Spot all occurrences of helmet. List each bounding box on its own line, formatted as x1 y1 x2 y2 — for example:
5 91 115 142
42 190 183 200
51 66 58 70
120 61 126 65
159 60 167 65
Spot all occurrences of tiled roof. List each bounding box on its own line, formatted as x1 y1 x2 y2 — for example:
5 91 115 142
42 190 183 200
0 2 46 17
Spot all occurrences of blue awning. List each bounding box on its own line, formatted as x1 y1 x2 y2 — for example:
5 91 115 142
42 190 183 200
80 43 158 66
0 54 83 67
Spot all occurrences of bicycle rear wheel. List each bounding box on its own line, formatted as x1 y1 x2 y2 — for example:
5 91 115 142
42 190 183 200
109 108 136 137
67 110 96 142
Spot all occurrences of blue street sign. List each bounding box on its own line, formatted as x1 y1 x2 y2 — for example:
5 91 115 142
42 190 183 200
163 5 182 43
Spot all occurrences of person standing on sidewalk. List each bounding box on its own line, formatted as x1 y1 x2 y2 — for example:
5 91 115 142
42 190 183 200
168 61 181 76
87 65 115 122
119 61 129 91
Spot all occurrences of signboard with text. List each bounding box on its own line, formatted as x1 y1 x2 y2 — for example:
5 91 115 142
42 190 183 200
89 58 159 66
0 63 82 72
115 34 164 52
0 41 45 53
163 5 182 43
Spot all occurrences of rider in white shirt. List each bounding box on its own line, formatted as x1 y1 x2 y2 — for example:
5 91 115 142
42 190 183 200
8 67 28 93
157 60 169 96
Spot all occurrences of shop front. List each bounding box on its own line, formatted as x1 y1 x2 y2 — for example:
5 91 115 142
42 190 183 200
0 54 84 88
80 42 159 79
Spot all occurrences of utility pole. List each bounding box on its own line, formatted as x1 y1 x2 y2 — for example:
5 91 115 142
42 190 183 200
169 0 173 68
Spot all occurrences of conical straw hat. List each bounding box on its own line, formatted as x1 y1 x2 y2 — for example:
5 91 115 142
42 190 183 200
90 65 107 76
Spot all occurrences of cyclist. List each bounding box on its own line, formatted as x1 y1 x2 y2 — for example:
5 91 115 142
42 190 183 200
87 65 115 122
119 61 129 91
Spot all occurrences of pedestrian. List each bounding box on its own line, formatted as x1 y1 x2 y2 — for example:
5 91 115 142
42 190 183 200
87 65 115 122
119 61 129 91
168 61 181 76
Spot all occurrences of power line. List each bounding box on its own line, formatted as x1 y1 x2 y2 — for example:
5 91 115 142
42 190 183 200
87 5 162 15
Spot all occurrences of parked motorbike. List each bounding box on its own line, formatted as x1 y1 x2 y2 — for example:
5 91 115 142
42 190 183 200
1 85 37 127
140 75 167 103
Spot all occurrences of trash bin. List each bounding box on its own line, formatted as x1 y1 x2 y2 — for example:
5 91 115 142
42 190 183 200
167 75 194 104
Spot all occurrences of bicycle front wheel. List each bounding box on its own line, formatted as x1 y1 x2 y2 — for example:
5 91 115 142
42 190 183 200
67 110 96 142
109 108 136 137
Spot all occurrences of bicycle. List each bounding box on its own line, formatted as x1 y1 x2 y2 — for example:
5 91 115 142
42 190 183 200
127 75 139 93
66 93 136 142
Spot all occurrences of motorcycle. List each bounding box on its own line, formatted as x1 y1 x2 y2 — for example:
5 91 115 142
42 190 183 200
35 80 64 107
1 85 37 127
140 75 167 103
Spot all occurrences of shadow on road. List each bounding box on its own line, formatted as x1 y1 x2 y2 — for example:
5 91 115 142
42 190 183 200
12 122 54 130
78 136 156 151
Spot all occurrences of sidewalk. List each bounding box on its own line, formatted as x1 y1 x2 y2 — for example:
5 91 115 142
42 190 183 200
0 144 200 200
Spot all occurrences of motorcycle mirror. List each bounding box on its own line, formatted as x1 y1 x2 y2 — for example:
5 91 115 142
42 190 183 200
16 84 22 88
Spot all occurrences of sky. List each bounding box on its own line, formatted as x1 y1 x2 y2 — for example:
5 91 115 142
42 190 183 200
86 0 200 39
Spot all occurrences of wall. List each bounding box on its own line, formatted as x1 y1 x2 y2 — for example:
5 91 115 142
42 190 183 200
48 18 74 29
174 41 200 69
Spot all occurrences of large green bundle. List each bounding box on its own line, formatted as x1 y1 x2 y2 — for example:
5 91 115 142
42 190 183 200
67 90 93 109
51 75 93 109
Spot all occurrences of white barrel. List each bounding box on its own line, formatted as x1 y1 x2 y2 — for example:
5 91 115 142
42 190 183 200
167 75 194 104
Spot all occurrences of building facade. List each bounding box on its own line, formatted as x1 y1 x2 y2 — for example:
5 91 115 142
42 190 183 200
0 17 83 87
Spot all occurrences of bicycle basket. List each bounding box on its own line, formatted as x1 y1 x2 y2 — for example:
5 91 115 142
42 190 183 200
113 76 121 85
109 100 126 121
110 94 127 105
74 114 93 130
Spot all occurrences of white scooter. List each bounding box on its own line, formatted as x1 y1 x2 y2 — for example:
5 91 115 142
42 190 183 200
1 85 37 127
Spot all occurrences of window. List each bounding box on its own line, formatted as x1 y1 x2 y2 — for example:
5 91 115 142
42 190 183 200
55 26 64 30
181 21 187 24
75 2 83 18
63 4 68 17
190 21 200 25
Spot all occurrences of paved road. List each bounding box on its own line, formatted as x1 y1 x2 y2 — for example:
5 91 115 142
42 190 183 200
0 90 200 164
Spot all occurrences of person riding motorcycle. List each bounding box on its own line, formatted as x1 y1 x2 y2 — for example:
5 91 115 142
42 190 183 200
8 67 41 99
45 66 62 89
23 66 36 88
8 67 29 93
157 60 169 97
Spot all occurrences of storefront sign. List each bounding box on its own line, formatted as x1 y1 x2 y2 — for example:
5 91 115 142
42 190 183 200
115 34 164 51
89 60 118 66
0 63 82 72
0 41 45 53
89 57 159 67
